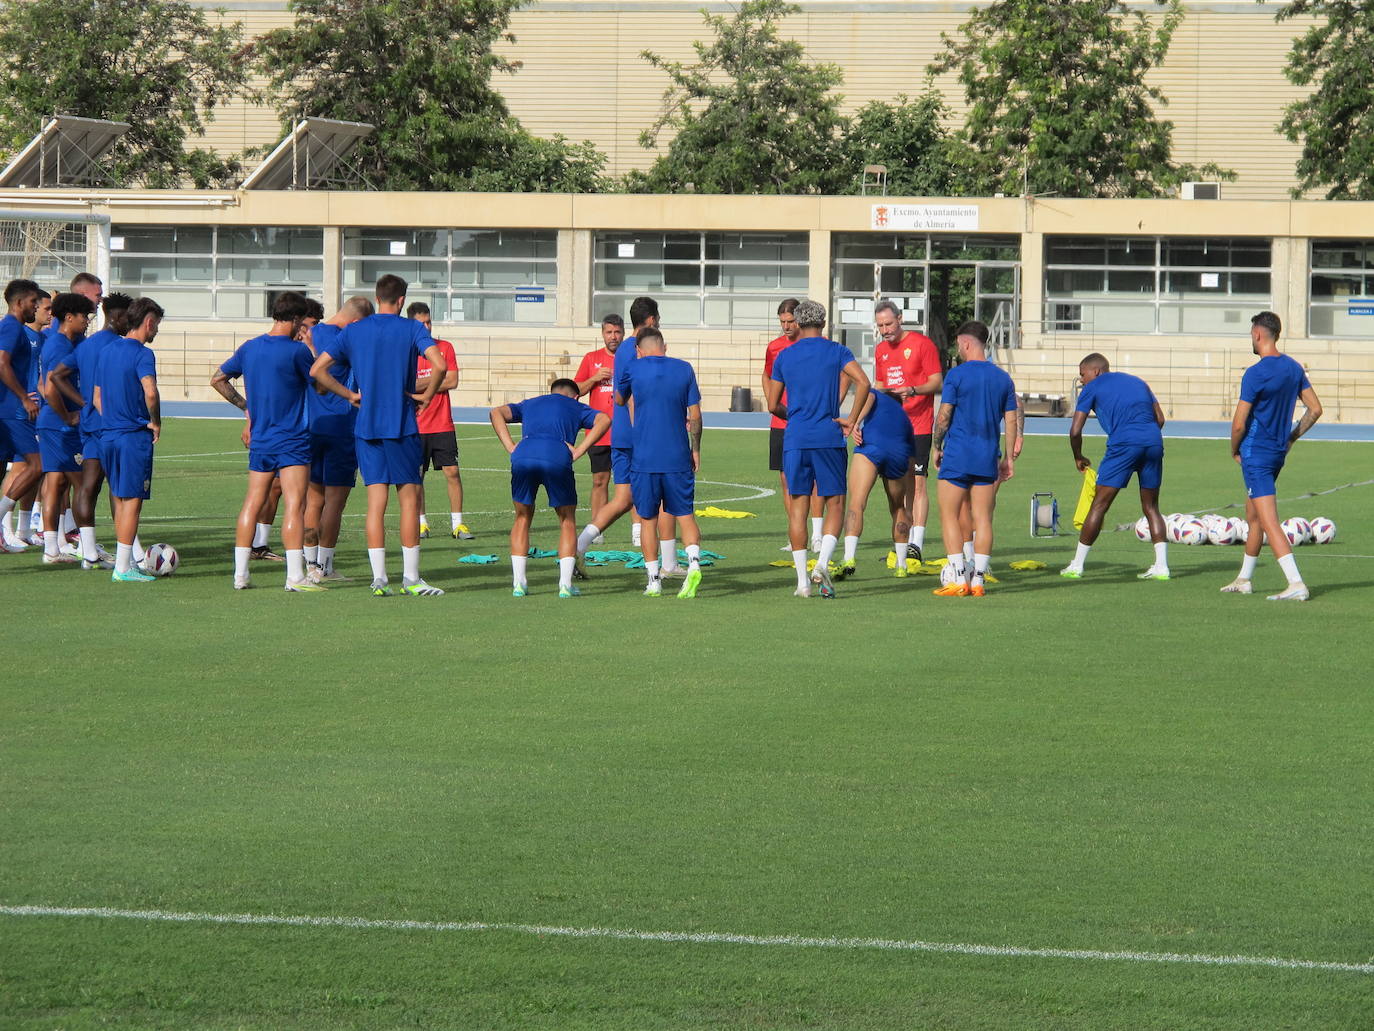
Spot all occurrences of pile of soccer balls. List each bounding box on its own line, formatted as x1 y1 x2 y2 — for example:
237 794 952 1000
1134 514 1337 546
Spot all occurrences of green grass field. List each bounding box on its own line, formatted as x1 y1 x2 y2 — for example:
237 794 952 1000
3 419 1372 1029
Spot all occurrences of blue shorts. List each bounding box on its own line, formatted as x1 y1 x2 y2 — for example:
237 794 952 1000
310 433 357 488
1097 442 1163 491
2 416 37 458
939 468 998 489
855 443 910 482
80 428 102 465
248 441 311 474
356 434 422 487
611 446 633 486
1241 450 1285 499
631 470 696 518
783 447 847 497
38 425 82 473
103 428 153 500
512 455 577 509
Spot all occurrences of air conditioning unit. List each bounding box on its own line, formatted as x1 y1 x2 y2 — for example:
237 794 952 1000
1182 181 1221 200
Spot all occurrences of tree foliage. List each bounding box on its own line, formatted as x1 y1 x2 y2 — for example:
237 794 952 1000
1271 0 1374 199
931 0 1231 197
0 0 247 188
839 91 973 197
252 0 608 192
630 0 848 194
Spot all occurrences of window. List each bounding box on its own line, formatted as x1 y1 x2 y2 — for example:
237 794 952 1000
0 219 88 286
592 232 808 328
341 228 557 324
109 226 324 319
1310 240 1374 337
1044 236 1271 334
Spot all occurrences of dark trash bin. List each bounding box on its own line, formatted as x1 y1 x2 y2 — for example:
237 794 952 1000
730 386 752 412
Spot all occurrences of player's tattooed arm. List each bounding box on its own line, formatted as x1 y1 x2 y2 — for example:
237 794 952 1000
687 405 703 455
931 402 953 453
209 368 247 411
1290 386 1324 446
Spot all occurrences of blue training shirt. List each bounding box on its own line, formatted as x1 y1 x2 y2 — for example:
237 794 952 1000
611 333 639 449
327 312 433 440
770 336 857 451
1239 354 1310 457
95 337 157 432
219 334 314 452
0 314 34 419
36 330 80 431
862 390 916 456
623 354 701 474
940 359 1017 480
306 322 357 439
1075 371 1162 449
76 328 121 432
508 392 598 466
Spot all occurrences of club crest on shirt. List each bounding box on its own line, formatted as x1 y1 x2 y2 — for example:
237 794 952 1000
903 348 911 359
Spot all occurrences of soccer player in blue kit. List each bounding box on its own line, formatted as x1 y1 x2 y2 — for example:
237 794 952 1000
92 296 163 583
1222 311 1323 601
36 291 97 564
931 320 1018 598
71 293 132 569
1061 353 1170 581
212 290 322 592
619 327 705 599
0 279 44 545
764 299 870 599
310 274 447 597
489 378 610 597
840 388 915 579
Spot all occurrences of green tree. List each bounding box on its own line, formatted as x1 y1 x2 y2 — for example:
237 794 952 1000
930 0 1231 197
1270 0 1374 199
252 0 608 192
630 0 848 194
0 0 246 188
839 90 974 197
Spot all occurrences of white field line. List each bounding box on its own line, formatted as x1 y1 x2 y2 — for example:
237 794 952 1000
1 904 1369 976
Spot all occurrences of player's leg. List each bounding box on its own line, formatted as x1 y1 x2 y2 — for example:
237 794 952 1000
234 469 278 588
74 452 110 566
0 442 42 545
442 462 467 538
769 428 792 547
934 478 971 595
252 475 283 560
782 451 814 595
630 472 665 596
105 429 155 582
317 485 351 578
39 470 73 562
840 452 879 578
908 434 932 558
967 481 999 596
1061 484 1120 578
657 509 680 575
304 479 324 572
510 500 534 595
809 448 846 598
808 484 823 551
543 456 581 596
278 464 318 591
1252 492 1306 600
958 493 975 568
1131 446 1170 580
578 446 634 555
882 470 913 576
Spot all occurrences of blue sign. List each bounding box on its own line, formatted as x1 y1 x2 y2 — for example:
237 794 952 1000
515 290 545 304
1348 297 1374 316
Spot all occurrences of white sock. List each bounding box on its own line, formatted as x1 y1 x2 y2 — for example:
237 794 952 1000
115 542 133 574
319 546 335 573
1277 552 1302 584
43 529 59 556
659 539 677 570
452 511 463 530
0 496 13 518
817 533 837 570
512 553 528 587
61 508 75 534
1239 554 1258 580
0 509 11 539
1153 541 1168 568
17 507 31 535
368 547 387 582
810 516 822 539
80 525 97 561
304 544 318 565
974 552 990 575
685 543 701 569
963 541 975 564
947 554 965 581
631 522 642 545
646 559 660 582
1072 542 1091 568
402 545 420 583
419 512 429 527
253 523 270 548
843 535 858 562
792 548 808 588
911 525 925 549
577 524 600 554
896 542 908 564
287 549 304 583
234 546 250 579
558 555 574 588
131 536 145 562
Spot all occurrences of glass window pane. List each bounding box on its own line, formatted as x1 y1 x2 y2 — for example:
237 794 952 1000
342 259 447 291
835 264 876 292
1107 269 1154 294
709 232 808 263
220 227 323 256
220 257 322 287
930 235 1019 261
663 234 701 262
1311 273 1364 299
343 228 448 258
1046 269 1105 294
113 225 214 254
1045 236 1107 265
145 289 212 319
1311 240 1370 270
112 255 213 286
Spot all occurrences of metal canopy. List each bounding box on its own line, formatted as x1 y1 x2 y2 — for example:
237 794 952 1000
0 115 131 188
240 118 376 191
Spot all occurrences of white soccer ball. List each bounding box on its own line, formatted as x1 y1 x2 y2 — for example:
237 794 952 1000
1134 516 1150 542
145 542 179 576
1207 518 1238 546
1309 517 1337 544
1291 516 1313 544
1280 518 1307 547
1233 518 1249 544
1175 518 1207 546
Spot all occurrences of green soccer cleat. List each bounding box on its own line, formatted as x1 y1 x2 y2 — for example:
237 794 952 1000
370 579 394 597
1138 566 1171 581
512 584 528 598
893 563 908 579
1060 566 1083 579
111 567 156 583
418 523 431 539
559 584 581 598
400 579 444 597
676 567 701 599
285 579 327 593
643 578 663 598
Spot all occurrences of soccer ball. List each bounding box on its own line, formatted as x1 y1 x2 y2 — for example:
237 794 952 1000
144 542 179 576
1291 516 1313 544
1207 518 1238 546
1175 518 1207 546
1134 517 1150 542
1309 517 1337 544
1233 518 1249 544
1280 518 1308 547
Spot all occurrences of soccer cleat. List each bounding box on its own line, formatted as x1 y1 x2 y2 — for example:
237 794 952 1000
836 561 857 581
572 557 589 581
1060 566 1083 579
810 564 835 599
969 573 986 597
250 545 284 562
318 566 350 582
677 567 702 599
400 579 445 596
23 531 43 548
285 579 327 593
932 581 970 597
1137 566 1171 581
908 544 923 565
893 563 908 579
0 536 29 553
1267 583 1310 602
592 533 605 547
558 584 581 598
793 585 812 598
809 534 822 553
42 552 78 564
660 565 687 579
418 522 431 539
112 567 156 583
512 584 528 597
233 574 252 590
95 543 115 563
64 529 81 545
1219 577 1252 594
643 578 663 597
452 524 475 540
369 578 393 597
81 556 114 570
306 562 325 584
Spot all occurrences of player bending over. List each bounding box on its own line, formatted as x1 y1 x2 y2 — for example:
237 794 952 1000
840 388 915 579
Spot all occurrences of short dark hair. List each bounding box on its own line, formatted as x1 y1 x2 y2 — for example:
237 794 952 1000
550 377 580 395
102 292 133 317
628 296 659 330
376 274 408 304
601 313 624 329
126 296 165 328
1251 310 1282 339
777 298 799 315
406 301 431 319
51 292 96 322
955 320 989 345
874 299 902 321
271 290 311 323
1079 352 1109 372
4 278 40 304
36 289 50 300
304 298 325 322
69 272 102 291
635 327 664 349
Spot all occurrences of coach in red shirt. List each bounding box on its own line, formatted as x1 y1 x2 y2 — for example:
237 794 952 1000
574 313 625 517
408 302 472 539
